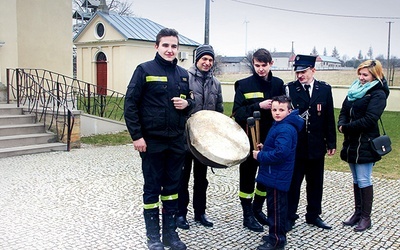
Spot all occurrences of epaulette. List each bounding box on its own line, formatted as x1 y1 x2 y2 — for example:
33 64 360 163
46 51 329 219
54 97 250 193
284 81 296 86
315 79 331 86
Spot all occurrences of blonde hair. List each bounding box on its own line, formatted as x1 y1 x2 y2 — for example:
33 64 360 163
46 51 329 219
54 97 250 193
357 60 384 83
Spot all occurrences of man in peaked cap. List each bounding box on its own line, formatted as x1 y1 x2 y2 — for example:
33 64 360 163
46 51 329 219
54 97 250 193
176 44 223 230
284 54 337 231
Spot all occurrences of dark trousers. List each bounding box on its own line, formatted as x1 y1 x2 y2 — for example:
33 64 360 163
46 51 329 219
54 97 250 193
239 155 266 204
141 137 186 212
177 152 209 216
265 187 287 248
287 157 325 221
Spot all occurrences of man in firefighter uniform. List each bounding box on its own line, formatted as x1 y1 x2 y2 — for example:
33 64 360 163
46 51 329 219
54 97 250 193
232 48 285 232
285 54 336 231
124 28 194 250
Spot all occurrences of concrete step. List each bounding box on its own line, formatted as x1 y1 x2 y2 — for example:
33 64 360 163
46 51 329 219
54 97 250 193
0 115 36 126
0 143 67 158
0 106 23 115
0 104 68 158
0 123 45 136
0 133 57 148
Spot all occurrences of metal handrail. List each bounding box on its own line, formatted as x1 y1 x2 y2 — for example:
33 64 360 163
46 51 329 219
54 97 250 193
6 68 126 150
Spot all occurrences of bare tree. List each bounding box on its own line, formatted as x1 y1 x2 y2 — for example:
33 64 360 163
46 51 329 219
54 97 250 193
107 0 133 16
73 0 133 34
244 49 256 73
73 0 133 16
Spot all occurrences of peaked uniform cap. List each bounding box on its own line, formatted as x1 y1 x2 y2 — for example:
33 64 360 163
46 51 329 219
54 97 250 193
293 54 317 72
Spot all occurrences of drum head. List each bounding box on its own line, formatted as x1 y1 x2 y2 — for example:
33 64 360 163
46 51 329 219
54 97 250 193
186 110 250 168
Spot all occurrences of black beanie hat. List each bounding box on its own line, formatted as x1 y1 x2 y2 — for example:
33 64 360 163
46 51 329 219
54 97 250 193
195 44 215 63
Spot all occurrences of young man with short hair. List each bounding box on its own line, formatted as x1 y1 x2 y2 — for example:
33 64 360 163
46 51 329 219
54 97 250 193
124 28 194 250
232 48 285 232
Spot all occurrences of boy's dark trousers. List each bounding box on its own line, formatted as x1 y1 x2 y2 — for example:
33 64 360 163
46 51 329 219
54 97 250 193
265 187 287 248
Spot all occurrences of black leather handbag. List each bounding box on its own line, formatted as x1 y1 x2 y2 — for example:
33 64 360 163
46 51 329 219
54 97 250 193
370 118 392 156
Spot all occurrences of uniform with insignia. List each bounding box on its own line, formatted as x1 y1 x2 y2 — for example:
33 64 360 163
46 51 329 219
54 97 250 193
285 54 336 231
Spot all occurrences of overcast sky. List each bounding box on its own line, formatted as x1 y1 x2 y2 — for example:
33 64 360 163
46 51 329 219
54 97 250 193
129 0 400 59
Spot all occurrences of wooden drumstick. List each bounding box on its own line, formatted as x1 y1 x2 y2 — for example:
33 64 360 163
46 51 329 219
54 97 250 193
247 117 257 150
253 111 260 145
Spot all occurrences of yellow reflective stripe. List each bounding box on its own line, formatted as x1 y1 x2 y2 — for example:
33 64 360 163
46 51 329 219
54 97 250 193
161 194 178 201
179 94 186 99
255 188 267 197
143 202 160 210
244 92 264 99
238 191 254 199
146 76 168 82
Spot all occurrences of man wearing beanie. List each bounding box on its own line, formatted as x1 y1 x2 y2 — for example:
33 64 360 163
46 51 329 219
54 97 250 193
232 48 285 232
176 44 223 230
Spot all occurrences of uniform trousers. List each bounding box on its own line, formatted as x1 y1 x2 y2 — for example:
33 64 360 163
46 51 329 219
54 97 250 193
265 187 287 248
141 137 186 212
287 157 325 221
239 156 266 204
177 152 209 216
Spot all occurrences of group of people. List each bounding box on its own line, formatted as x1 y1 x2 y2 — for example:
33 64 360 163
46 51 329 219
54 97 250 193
123 28 389 250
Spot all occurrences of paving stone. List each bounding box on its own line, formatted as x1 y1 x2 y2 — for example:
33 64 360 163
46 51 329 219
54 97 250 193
0 144 399 249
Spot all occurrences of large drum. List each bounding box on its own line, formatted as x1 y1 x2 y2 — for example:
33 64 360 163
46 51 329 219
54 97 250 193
186 110 250 168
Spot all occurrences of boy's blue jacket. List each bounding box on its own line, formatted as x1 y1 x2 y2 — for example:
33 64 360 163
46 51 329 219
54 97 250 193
256 109 304 192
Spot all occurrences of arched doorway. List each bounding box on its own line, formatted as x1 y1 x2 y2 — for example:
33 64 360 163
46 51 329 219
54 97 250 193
96 52 107 95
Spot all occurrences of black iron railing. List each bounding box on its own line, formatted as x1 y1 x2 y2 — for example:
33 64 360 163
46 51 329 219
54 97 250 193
6 68 126 150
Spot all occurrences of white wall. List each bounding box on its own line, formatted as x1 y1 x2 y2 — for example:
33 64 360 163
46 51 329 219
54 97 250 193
221 82 400 112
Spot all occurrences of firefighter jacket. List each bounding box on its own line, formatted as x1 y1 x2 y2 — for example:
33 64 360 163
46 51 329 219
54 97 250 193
124 53 194 141
232 71 284 148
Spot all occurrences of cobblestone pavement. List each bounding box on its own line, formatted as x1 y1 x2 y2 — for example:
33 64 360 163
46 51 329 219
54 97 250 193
0 144 399 250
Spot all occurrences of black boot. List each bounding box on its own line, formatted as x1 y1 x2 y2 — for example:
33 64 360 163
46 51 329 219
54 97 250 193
162 212 187 250
354 185 373 232
143 209 164 250
175 215 189 229
343 184 361 226
253 194 269 226
242 203 264 232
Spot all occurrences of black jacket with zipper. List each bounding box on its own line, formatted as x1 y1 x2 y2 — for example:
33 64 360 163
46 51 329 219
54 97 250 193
338 79 390 163
124 53 194 141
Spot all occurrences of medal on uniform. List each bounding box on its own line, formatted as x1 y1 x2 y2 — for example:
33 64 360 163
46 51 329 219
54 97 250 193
317 103 321 116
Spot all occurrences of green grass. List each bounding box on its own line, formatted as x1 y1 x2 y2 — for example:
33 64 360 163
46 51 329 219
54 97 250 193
81 102 399 179
325 109 399 180
81 130 133 146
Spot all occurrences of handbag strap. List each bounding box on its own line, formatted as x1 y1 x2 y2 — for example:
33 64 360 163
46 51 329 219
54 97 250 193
378 118 387 135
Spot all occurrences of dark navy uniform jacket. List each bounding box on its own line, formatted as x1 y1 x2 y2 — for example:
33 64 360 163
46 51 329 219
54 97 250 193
124 53 194 141
285 79 336 159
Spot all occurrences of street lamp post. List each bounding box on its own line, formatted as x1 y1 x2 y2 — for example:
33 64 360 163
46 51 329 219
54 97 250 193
204 0 210 45
386 21 393 84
